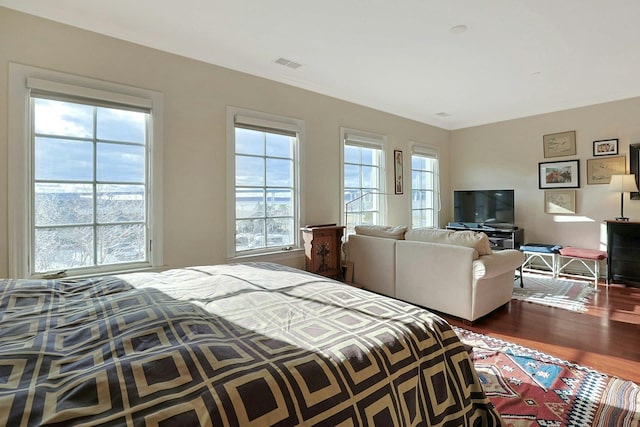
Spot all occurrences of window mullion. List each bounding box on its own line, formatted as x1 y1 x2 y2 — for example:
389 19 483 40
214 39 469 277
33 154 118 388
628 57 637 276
93 106 98 266
262 133 268 247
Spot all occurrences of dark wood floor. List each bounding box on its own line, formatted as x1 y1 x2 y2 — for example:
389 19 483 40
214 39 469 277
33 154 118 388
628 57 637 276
443 280 640 384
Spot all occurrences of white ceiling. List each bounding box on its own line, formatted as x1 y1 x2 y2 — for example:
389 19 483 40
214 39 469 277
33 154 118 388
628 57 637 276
3 0 640 130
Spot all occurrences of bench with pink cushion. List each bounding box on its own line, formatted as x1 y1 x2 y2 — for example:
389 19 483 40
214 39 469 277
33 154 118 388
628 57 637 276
557 247 608 289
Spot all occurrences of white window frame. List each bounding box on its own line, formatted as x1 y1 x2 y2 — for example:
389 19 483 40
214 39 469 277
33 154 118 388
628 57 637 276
410 143 440 229
8 63 164 279
341 127 387 234
226 107 305 260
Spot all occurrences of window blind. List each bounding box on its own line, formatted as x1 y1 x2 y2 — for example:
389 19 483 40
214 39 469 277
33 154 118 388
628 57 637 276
27 77 152 112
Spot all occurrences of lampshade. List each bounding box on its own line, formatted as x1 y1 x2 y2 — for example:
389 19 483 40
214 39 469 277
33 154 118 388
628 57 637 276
608 174 639 193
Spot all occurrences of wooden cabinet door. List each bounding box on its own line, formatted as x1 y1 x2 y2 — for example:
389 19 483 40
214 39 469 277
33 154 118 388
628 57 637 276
301 226 345 279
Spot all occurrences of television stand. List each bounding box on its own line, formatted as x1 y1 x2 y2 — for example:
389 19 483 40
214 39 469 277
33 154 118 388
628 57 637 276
446 223 524 251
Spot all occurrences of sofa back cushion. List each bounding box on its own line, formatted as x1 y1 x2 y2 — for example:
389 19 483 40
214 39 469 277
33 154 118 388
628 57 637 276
404 229 493 256
354 225 407 240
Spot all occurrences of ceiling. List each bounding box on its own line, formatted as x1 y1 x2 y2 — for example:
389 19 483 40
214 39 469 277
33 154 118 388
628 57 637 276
3 0 640 130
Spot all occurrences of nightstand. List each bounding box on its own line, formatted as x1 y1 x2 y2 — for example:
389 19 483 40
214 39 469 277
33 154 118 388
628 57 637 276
606 220 640 287
300 224 345 280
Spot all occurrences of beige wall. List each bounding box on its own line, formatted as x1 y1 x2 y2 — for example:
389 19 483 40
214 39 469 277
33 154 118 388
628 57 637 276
0 8 451 277
451 98 640 249
4 7 636 279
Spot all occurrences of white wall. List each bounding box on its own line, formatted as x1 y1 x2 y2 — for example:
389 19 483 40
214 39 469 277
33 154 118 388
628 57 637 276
0 8 450 277
451 98 640 250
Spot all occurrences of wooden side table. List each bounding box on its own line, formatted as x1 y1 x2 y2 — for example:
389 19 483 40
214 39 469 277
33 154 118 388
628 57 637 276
300 224 345 280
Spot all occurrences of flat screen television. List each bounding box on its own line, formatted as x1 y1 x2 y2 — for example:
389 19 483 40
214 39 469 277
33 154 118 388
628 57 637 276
453 189 515 226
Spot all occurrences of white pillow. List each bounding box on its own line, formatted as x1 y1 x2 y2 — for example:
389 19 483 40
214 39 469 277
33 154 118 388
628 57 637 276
354 225 407 240
405 229 493 255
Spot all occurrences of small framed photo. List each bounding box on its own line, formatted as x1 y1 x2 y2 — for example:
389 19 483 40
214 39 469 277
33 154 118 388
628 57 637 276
539 160 580 189
586 155 626 184
544 190 576 214
593 138 618 156
394 150 403 194
543 130 576 158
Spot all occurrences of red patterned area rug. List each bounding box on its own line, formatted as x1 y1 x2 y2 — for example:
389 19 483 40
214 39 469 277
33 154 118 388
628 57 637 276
513 273 596 312
455 327 640 427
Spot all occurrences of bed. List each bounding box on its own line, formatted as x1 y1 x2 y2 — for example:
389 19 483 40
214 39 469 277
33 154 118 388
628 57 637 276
0 262 501 426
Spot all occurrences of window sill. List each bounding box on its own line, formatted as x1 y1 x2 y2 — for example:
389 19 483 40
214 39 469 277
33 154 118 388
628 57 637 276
45 265 167 280
228 248 305 264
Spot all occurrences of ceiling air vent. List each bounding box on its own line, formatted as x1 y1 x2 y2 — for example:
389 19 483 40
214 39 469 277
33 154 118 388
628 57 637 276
274 57 302 69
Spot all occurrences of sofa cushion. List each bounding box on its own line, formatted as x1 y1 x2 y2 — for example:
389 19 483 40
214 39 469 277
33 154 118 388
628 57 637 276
404 229 493 256
354 225 407 240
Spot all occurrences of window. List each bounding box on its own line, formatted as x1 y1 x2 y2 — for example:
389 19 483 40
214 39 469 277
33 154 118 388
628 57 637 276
228 109 303 257
342 128 386 234
411 146 439 228
9 64 163 278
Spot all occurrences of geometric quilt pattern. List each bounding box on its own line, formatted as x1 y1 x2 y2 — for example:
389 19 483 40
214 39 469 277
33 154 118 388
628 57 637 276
0 263 501 426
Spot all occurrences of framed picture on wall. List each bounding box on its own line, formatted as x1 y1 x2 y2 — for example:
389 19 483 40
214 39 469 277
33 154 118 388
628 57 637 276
544 190 576 214
543 131 576 158
631 143 640 200
394 150 403 194
586 156 626 184
538 160 580 189
593 138 618 156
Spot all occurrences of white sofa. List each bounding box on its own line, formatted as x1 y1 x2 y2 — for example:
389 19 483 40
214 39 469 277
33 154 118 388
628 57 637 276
344 226 525 322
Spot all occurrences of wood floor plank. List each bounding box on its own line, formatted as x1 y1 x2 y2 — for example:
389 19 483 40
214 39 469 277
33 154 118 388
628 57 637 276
443 281 640 384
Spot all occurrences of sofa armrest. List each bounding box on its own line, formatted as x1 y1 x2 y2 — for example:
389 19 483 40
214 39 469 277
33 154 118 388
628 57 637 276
473 249 525 280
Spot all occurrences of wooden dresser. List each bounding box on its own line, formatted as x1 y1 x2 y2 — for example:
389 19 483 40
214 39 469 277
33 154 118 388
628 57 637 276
301 225 345 280
606 220 640 287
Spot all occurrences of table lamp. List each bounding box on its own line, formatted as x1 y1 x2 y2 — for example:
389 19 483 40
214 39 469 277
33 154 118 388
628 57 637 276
608 174 638 221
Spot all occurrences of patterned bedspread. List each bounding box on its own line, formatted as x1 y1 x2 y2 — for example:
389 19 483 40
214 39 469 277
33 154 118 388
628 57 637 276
0 262 502 426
